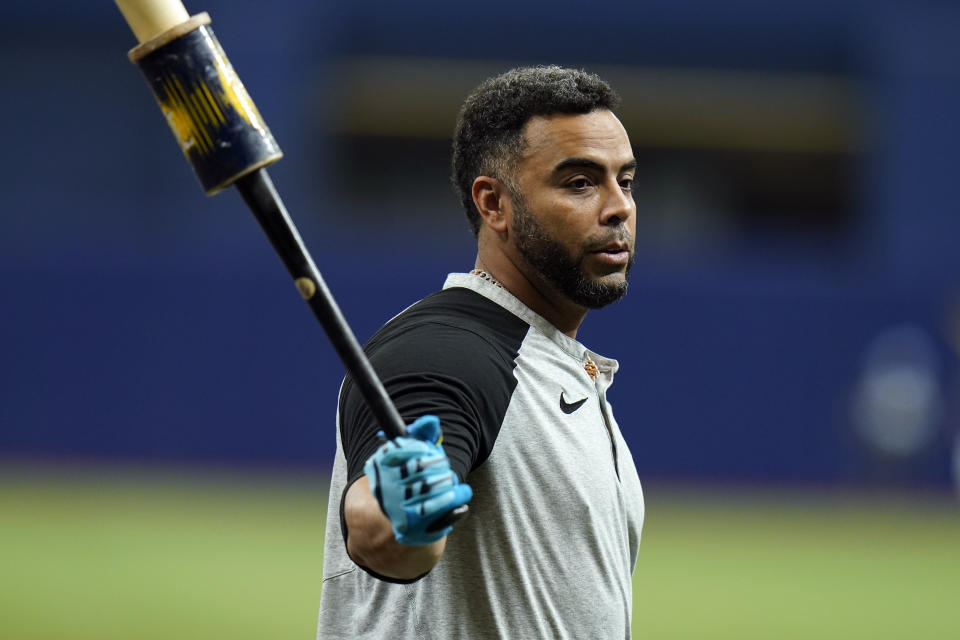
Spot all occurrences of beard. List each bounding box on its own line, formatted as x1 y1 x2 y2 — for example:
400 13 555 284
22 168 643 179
511 196 633 309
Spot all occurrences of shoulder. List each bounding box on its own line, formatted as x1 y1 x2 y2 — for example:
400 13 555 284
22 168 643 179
363 287 530 375
338 287 531 478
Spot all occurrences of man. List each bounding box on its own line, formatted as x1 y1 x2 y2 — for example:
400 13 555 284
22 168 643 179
317 66 644 639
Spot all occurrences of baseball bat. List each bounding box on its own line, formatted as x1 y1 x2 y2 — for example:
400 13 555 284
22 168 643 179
114 0 467 531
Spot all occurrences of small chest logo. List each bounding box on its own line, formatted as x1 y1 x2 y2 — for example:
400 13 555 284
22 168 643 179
559 390 588 414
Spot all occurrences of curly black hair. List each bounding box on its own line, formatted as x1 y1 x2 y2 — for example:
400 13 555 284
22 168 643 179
451 66 621 236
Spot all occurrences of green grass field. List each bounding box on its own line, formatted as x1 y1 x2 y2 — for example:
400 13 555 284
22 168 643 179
2 463 958 639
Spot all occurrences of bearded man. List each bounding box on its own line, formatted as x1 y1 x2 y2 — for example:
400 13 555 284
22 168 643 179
318 65 645 640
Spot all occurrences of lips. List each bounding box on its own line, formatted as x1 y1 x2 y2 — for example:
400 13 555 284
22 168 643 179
593 241 630 254
589 241 631 265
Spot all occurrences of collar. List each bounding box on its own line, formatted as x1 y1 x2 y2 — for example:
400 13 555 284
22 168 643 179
442 272 619 376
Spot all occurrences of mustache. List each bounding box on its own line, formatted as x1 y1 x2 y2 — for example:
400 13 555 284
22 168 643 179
583 227 633 253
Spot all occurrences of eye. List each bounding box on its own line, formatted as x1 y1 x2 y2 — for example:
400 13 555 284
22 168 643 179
567 177 593 192
619 176 635 191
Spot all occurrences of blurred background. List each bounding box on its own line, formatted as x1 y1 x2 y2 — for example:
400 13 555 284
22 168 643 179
2 0 959 638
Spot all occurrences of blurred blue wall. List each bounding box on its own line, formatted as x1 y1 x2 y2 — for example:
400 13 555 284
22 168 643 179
2 0 959 488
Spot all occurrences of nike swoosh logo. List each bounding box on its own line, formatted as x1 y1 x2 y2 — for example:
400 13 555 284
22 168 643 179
559 391 588 414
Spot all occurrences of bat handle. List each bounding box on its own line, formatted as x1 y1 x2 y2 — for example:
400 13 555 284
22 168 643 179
234 168 408 439
234 168 469 529
426 505 470 533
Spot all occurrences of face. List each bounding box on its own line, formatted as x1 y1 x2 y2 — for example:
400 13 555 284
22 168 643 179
508 110 636 309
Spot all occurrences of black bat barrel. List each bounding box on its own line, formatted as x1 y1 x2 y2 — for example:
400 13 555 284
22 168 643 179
129 13 281 195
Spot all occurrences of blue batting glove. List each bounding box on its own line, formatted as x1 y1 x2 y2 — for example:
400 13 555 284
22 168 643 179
364 415 473 546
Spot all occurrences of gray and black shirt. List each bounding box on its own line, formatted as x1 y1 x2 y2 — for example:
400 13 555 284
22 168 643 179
317 273 645 639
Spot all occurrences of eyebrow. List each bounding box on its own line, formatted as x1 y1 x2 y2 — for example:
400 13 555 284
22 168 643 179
552 157 638 175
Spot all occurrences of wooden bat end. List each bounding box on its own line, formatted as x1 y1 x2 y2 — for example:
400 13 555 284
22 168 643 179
115 0 190 44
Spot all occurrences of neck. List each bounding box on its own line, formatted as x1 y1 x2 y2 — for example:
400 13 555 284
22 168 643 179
473 254 587 339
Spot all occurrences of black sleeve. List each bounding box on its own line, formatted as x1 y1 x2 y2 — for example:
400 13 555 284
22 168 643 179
338 320 520 484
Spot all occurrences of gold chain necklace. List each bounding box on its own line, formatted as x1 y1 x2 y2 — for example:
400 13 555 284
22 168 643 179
469 269 504 289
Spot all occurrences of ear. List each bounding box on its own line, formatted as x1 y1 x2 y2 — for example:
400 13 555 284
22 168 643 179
471 175 510 233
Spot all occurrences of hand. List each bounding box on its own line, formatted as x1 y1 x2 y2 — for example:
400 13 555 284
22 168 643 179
363 415 473 546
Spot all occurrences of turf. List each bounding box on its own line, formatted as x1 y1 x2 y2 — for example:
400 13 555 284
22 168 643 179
633 485 960 639
0 464 327 640
1 464 958 639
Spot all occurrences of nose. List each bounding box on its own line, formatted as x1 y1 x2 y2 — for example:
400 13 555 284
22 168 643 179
599 179 634 226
